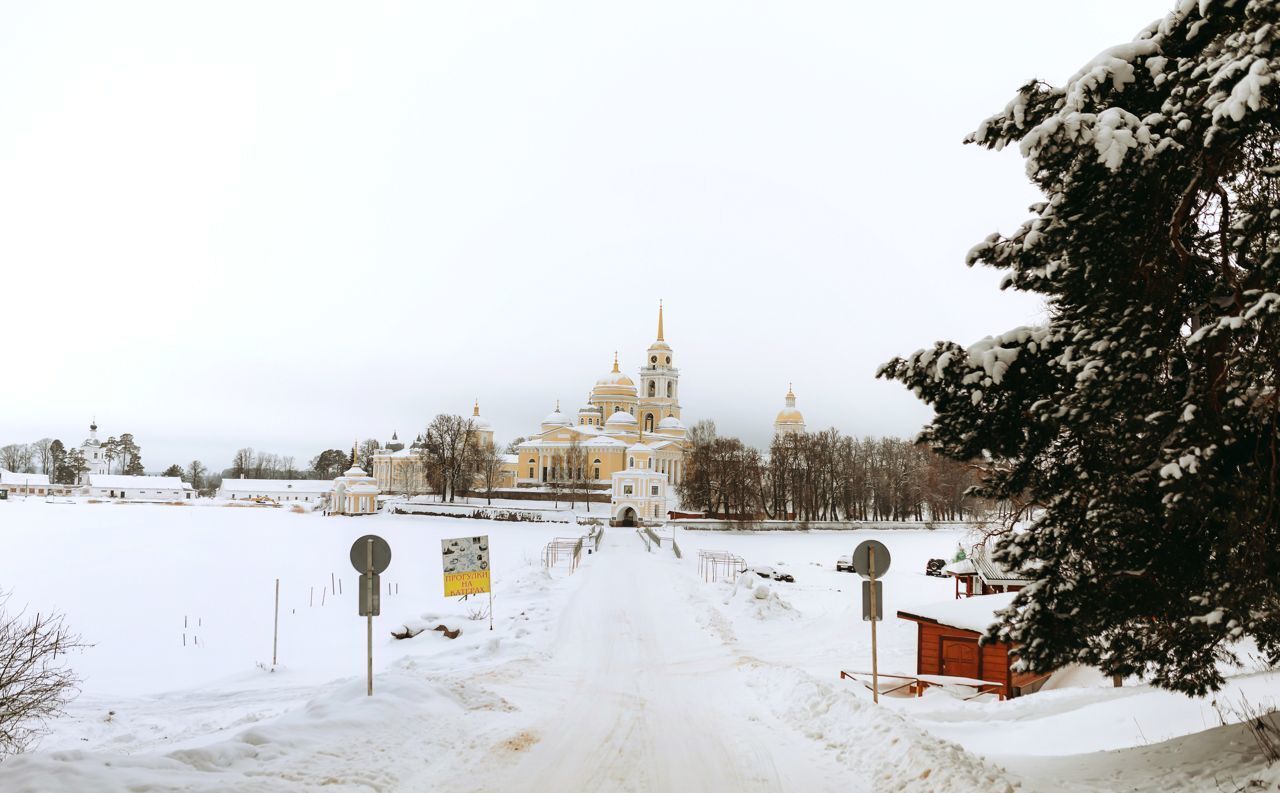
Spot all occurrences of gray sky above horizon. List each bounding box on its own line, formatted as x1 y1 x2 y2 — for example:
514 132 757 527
0 0 1172 471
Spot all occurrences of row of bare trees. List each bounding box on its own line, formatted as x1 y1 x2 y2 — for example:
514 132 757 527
415 415 505 503
677 420 993 522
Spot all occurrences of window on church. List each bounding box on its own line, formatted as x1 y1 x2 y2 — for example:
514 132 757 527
650 355 657 363
594 467 600 479
648 381 655 396
651 485 659 496
623 485 633 495
667 382 673 397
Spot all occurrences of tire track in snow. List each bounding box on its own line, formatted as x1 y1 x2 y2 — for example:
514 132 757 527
474 529 852 793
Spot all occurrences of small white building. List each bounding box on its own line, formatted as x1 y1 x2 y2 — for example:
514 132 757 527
610 442 668 526
82 474 195 500
216 477 334 503
330 451 379 516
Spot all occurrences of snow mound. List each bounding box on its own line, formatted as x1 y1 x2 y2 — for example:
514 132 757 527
723 573 798 621
747 665 1017 793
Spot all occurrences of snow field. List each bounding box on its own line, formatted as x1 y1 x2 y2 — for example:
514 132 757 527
0 502 1277 791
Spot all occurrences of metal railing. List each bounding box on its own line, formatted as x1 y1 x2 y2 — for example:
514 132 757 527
697 550 745 582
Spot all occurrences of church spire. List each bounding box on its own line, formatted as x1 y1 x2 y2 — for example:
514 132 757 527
657 300 664 341
612 351 620 373
473 399 481 417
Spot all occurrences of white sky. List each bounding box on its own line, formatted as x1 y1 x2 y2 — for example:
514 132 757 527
0 0 1172 471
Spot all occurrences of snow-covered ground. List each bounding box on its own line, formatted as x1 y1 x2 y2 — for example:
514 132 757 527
0 500 1275 791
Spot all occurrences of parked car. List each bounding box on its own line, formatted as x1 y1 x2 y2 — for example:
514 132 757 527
772 571 795 583
835 555 854 573
925 558 947 577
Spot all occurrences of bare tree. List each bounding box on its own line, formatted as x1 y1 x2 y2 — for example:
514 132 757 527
472 439 505 505
30 440 54 476
186 460 207 492
565 435 592 512
503 437 528 455
0 444 29 472
418 415 477 503
230 448 254 478
547 447 568 509
358 439 380 473
0 592 89 756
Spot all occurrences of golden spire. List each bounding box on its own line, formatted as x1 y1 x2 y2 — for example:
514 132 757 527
473 399 480 417
612 352 620 373
657 300 665 341
555 399 560 412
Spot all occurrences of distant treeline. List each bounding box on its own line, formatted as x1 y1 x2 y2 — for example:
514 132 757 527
678 421 998 522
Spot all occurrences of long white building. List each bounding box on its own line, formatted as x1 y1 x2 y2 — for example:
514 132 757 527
82 474 195 500
216 477 334 504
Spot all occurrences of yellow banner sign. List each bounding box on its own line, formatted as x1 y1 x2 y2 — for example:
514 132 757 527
443 569 491 597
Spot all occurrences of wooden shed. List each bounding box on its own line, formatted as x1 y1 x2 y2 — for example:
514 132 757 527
897 593 1052 699
943 543 1033 600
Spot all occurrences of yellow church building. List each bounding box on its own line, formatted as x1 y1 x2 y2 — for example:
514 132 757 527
508 303 689 489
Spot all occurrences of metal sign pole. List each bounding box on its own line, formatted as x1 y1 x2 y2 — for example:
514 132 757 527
272 578 280 667
366 538 373 696
870 546 879 704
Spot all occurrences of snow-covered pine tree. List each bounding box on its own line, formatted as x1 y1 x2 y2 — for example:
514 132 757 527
879 1 1280 694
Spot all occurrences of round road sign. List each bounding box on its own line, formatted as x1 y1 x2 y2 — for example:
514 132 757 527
852 540 891 578
349 534 392 574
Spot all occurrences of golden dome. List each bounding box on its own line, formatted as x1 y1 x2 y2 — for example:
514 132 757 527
594 352 636 392
775 383 805 425
775 407 805 424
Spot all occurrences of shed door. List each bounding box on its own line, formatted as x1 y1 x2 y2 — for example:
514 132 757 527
940 637 979 679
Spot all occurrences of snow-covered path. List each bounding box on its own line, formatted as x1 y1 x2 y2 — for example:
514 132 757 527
475 529 852 793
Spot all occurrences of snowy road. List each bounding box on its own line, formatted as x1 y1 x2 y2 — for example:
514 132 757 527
474 529 852 793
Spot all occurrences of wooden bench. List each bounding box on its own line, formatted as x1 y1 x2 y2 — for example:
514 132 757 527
839 670 1006 700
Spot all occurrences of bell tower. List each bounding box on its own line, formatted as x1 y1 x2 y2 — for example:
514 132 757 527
638 301 680 433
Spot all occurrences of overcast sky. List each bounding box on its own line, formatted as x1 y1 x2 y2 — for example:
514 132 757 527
0 0 1172 471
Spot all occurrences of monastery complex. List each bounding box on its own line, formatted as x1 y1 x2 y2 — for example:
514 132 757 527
370 303 808 519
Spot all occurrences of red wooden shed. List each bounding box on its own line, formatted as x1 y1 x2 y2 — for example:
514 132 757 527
944 544 1033 600
897 593 1052 699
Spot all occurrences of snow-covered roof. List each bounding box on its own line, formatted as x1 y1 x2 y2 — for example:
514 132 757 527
970 545 1033 586
501 454 519 464
86 474 190 490
627 442 651 453
657 415 685 430
595 372 635 387
0 468 51 486
373 447 417 458
542 408 572 426
897 592 1018 633
944 558 976 576
219 479 334 493
606 411 638 426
